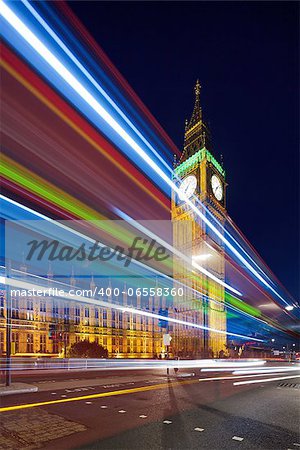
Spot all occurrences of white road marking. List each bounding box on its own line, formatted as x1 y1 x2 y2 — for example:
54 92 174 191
232 436 244 441
100 405 108 409
61 395 67 398
103 384 121 389
194 427 204 432
85 402 92 404
51 392 56 395
118 410 126 413
139 415 147 418
163 420 172 424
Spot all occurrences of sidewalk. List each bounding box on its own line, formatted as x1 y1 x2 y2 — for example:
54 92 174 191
0 369 195 395
0 382 38 396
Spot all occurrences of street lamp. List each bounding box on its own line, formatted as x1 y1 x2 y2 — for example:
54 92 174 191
271 338 275 343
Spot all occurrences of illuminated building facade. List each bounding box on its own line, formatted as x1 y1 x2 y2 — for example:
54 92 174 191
0 272 169 358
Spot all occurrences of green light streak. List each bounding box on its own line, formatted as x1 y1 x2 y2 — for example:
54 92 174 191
1 157 173 271
225 292 261 318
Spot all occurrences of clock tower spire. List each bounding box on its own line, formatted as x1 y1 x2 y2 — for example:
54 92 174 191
181 80 211 163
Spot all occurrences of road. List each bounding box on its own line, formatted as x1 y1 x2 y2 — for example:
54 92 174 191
0 362 299 450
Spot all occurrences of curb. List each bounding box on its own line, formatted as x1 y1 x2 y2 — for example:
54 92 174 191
0 383 38 396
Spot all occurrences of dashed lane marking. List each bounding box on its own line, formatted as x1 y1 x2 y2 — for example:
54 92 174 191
139 415 147 418
232 436 244 441
118 410 126 413
194 428 204 432
163 420 172 424
85 402 92 404
51 393 56 395
100 405 107 409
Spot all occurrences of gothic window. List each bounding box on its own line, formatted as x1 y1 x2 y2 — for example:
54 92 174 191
52 301 59 318
75 307 80 324
26 333 34 353
40 334 46 352
12 332 19 352
64 306 70 324
84 307 89 325
12 297 19 318
26 300 34 321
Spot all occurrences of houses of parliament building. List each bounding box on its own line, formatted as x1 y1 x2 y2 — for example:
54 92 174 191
0 82 228 359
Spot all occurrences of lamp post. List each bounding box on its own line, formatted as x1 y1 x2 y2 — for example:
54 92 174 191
5 262 12 386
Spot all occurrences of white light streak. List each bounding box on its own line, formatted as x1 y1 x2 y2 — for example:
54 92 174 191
3 276 264 341
233 374 300 386
233 367 300 375
114 207 241 295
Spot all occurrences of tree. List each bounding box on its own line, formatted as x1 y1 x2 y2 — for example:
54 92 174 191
68 340 108 358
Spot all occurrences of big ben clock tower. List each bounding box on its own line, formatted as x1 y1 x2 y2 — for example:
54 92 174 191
171 81 227 357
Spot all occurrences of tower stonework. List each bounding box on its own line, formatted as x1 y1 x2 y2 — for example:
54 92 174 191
171 81 227 357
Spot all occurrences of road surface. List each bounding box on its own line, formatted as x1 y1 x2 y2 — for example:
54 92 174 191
0 362 299 449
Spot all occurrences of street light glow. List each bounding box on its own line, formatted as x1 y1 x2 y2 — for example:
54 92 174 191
285 305 294 311
192 254 212 261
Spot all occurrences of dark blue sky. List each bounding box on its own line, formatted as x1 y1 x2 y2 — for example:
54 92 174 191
69 1 299 299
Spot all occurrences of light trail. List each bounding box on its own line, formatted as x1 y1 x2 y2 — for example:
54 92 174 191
233 367 300 375
0 194 176 283
0 0 290 306
202 366 299 373
1 46 169 213
233 374 300 386
0 358 266 371
1 276 264 341
21 0 174 177
2 194 272 333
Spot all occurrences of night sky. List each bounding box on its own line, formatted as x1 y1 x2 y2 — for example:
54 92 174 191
68 1 299 299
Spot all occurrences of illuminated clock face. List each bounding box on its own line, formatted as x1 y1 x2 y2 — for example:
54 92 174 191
211 174 223 201
178 175 197 201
